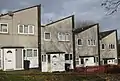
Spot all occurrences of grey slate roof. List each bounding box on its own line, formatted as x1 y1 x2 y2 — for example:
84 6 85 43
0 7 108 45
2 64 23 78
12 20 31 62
99 30 116 40
73 23 98 34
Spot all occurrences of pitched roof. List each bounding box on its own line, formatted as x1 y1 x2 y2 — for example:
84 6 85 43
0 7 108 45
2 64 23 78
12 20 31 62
99 30 116 40
0 4 41 17
73 23 98 34
43 15 74 26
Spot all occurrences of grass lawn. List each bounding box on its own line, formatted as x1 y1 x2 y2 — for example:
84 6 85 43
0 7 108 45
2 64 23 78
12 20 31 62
0 69 105 81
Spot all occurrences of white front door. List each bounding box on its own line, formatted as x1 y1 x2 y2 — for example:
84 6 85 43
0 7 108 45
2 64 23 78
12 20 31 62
51 54 59 71
4 49 15 70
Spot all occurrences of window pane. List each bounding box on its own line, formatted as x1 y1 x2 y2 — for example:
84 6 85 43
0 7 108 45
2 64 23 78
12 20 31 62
1 24 7 32
70 54 72 60
88 40 90 45
102 44 105 49
44 55 46 62
81 58 84 64
66 33 70 41
78 39 82 45
24 25 28 33
19 25 23 33
45 33 50 39
27 49 32 57
29 25 34 34
33 50 37 57
65 54 69 60
23 50 26 57
58 33 62 40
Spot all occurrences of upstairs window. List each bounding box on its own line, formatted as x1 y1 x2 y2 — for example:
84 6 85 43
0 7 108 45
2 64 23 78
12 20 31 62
102 44 105 49
88 40 91 45
44 32 51 41
88 39 96 46
109 44 115 49
78 39 82 46
0 23 8 33
18 24 34 34
58 32 70 41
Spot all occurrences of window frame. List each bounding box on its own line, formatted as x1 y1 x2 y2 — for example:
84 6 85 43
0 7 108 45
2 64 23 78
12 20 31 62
23 48 38 58
87 39 91 46
101 44 105 50
18 24 34 35
0 23 8 33
44 32 51 41
58 32 70 41
77 38 83 46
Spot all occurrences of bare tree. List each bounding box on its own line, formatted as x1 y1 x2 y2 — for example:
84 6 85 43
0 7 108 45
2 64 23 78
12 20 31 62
101 0 120 15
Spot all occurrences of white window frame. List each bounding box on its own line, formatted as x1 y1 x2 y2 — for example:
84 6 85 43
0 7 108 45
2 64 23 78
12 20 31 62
41 54 46 62
18 24 34 35
44 32 51 41
65 33 70 41
58 32 70 41
93 40 96 46
58 32 65 41
77 38 83 46
87 39 91 46
23 48 38 58
0 23 8 33
109 44 115 50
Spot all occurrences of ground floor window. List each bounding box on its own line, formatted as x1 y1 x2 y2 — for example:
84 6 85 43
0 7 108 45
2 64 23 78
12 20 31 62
42 54 46 62
23 48 38 58
65 54 72 60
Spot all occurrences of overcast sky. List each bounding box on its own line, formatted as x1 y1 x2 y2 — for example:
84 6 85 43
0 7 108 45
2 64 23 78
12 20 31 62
0 0 120 38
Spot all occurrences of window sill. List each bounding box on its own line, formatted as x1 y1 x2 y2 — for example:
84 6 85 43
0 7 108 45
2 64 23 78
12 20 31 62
78 45 83 46
18 33 34 36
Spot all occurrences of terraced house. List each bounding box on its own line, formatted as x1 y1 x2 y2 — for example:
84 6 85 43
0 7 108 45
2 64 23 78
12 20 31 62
73 24 100 67
0 4 41 71
99 30 118 65
41 15 74 72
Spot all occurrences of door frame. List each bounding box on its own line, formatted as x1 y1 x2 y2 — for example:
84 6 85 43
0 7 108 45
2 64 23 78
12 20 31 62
3 49 16 71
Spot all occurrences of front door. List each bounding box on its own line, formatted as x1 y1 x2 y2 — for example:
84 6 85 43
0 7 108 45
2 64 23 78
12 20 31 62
51 54 58 71
4 49 15 70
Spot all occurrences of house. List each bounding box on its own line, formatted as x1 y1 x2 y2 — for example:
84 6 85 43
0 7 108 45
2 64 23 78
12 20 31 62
0 4 41 71
41 15 74 72
73 23 100 67
99 30 118 65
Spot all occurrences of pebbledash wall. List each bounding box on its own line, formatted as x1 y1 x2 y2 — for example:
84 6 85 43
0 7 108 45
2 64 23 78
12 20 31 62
41 15 74 72
0 4 41 71
73 24 100 67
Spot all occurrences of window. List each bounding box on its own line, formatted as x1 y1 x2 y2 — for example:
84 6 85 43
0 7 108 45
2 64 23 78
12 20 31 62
27 49 32 57
23 48 38 57
65 54 72 60
18 24 34 34
44 32 51 40
65 54 69 60
65 33 70 41
93 40 96 45
58 32 70 41
88 39 96 46
81 58 84 64
42 55 46 62
0 23 8 33
102 44 105 49
78 39 82 46
96 57 99 62
88 40 90 45
109 44 115 49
